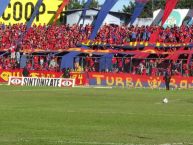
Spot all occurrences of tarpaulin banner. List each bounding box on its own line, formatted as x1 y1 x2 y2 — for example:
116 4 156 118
0 69 62 82
0 0 64 25
81 40 193 49
161 0 179 26
8 77 75 87
1 47 192 56
88 72 193 89
0 0 10 18
0 69 86 86
54 0 69 24
78 0 92 25
89 0 118 40
130 0 149 25
70 72 87 86
1 69 193 89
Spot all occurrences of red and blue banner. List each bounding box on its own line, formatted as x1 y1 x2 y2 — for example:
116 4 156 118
81 40 193 49
149 0 178 44
161 0 179 26
0 70 193 89
89 0 118 40
88 72 193 89
130 0 149 25
0 0 10 18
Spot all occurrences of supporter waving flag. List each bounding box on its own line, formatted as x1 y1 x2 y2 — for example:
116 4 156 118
148 0 178 44
129 0 149 25
26 0 43 30
0 0 10 18
161 0 179 26
78 0 92 25
54 0 69 25
89 0 118 40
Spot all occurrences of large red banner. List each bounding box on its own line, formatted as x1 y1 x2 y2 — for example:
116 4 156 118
0 69 193 89
0 69 86 86
88 72 193 89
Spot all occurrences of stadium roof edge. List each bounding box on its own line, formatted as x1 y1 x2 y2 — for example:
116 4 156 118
64 8 131 16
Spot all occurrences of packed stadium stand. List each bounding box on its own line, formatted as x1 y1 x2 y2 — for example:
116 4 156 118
0 23 192 77
0 23 193 50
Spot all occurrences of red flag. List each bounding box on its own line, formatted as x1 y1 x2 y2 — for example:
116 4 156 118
161 0 179 26
166 54 179 61
149 27 160 43
54 0 69 24
145 27 160 50
133 53 149 59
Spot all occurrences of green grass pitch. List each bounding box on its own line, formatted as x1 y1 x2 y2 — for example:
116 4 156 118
0 85 193 145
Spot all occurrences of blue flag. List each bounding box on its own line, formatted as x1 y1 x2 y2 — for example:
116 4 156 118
16 0 43 45
89 0 118 40
26 0 43 30
78 0 92 25
0 0 10 18
130 0 148 25
188 18 193 26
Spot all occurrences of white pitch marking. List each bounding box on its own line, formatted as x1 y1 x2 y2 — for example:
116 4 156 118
50 140 193 145
63 110 193 117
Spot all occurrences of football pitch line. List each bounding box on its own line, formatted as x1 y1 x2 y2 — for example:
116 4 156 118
64 110 193 117
17 139 192 145
2 138 193 145
48 140 193 145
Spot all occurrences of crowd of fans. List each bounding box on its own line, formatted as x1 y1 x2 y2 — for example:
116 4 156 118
0 23 192 77
0 53 61 72
0 23 193 51
0 53 192 76
74 55 193 77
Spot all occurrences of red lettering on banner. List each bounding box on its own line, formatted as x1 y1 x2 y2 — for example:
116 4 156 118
9 77 22 86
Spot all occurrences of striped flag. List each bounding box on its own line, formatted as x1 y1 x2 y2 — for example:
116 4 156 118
54 0 69 25
161 0 179 26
